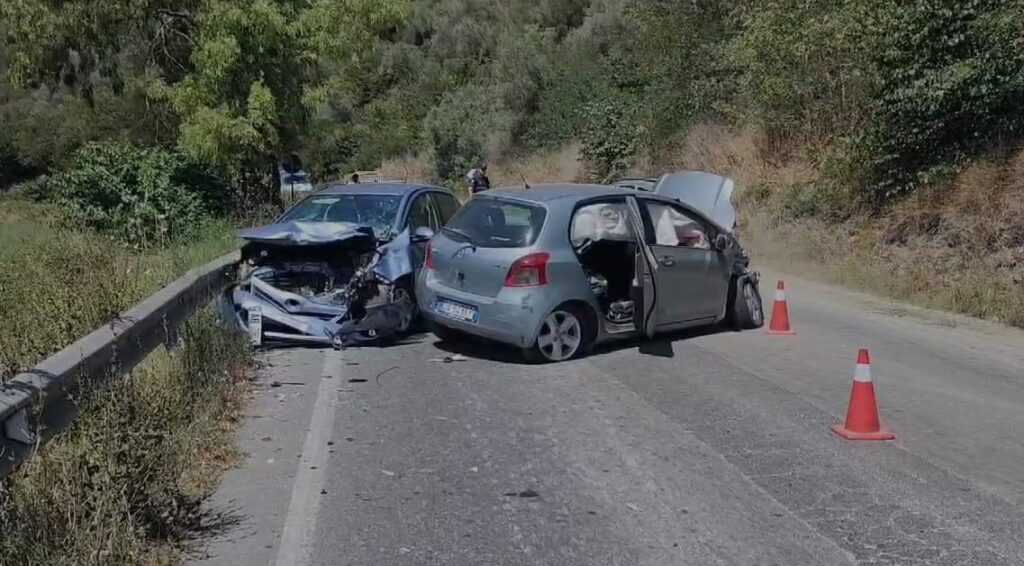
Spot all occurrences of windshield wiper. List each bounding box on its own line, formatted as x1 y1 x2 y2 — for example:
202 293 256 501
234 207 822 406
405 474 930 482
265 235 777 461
442 227 478 255
443 227 476 246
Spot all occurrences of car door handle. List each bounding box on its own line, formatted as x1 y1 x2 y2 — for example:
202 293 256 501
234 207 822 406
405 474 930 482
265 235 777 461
658 256 676 267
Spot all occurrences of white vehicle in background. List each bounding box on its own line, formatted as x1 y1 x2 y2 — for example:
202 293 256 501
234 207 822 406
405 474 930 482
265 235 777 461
280 169 314 202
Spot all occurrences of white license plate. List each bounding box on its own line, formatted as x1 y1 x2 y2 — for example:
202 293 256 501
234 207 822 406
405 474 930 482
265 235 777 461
247 307 263 346
435 299 479 324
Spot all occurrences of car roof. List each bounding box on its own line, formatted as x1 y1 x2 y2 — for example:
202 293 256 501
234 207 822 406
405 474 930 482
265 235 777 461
485 183 682 206
484 184 638 203
313 182 442 196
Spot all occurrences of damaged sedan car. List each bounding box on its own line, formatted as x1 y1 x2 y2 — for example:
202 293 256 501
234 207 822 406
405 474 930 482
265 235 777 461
227 183 461 347
418 171 763 363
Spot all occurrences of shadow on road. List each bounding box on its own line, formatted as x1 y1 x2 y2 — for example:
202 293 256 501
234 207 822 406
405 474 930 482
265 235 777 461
431 324 736 365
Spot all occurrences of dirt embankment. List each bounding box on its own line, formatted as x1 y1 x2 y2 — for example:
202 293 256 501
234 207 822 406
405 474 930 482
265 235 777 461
381 126 1024 327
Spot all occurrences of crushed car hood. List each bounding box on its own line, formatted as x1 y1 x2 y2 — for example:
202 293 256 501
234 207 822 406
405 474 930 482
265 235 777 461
653 171 736 233
237 221 375 246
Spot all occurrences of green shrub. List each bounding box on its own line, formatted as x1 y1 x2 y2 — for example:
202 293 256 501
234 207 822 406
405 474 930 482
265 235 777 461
578 98 640 182
422 86 512 181
48 143 230 247
852 0 1024 198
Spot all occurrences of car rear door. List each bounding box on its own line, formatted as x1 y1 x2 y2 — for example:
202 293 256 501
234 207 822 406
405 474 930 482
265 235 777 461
636 198 721 324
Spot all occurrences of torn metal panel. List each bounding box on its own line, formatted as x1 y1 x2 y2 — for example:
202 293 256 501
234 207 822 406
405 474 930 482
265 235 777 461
226 222 417 348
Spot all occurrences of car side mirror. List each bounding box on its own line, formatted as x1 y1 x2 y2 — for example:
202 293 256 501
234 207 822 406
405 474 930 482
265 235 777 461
412 226 435 242
713 233 733 251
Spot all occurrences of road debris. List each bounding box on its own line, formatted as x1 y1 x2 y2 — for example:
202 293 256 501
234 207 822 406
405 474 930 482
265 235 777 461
382 470 396 477
348 378 368 383
270 380 305 388
430 354 469 363
375 366 399 386
503 489 540 498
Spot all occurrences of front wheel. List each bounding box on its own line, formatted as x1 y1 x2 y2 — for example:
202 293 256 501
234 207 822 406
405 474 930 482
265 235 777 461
390 281 418 333
729 276 764 330
525 306 591 363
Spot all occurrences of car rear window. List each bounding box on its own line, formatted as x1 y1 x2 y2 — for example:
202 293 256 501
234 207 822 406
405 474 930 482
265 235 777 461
444 198 546 248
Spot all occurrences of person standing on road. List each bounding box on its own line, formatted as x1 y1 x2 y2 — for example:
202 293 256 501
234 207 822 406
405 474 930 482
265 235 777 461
466 163 490 195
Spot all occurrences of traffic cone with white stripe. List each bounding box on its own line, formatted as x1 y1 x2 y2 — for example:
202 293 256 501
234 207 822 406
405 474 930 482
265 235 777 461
765 281 796 335
831 349 895 441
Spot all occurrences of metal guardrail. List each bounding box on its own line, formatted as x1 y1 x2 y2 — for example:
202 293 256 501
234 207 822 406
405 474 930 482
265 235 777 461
0 252 240 477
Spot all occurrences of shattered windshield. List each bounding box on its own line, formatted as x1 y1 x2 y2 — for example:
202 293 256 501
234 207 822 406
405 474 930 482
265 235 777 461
280 194 402 238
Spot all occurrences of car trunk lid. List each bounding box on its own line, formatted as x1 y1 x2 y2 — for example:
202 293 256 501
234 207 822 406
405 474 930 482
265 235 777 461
429 231 519 299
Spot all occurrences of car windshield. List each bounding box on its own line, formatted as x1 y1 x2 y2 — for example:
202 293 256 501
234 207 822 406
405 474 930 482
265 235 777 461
445 197 546 248
280 194 402 238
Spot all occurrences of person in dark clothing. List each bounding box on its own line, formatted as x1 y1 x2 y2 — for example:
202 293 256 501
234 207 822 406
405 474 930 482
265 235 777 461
466 163 491 194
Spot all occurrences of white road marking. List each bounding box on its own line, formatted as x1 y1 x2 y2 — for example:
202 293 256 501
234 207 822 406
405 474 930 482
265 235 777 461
272 350 342 566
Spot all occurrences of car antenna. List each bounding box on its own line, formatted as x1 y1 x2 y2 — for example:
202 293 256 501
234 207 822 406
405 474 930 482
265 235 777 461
519 171 531 189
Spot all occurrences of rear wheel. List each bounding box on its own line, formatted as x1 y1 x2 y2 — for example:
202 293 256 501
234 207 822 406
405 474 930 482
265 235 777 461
729 276 764 330
525 305 592 363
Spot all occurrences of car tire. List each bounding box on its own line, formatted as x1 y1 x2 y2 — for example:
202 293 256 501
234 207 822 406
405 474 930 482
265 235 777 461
427 319 463 343
729 276 764 330
524 304 593 363
391 279 419 334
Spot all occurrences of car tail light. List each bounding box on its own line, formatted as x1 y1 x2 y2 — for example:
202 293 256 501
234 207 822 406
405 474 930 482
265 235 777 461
424 240 435 270
504 252 549 287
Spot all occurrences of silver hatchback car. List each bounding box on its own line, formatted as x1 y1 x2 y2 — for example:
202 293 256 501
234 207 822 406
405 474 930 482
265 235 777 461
417 172 764 362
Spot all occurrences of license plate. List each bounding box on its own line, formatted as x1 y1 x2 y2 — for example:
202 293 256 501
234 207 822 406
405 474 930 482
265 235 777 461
435 299 479 324
247 307 263 346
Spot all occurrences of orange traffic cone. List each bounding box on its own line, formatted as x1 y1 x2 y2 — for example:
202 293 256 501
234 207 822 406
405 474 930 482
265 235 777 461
831 349 895 441
765 281 796 335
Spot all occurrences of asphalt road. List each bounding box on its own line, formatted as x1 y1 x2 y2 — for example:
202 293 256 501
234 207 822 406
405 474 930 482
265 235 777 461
192 270 1024 566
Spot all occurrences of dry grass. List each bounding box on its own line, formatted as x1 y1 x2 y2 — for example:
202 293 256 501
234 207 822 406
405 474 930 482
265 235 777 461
378 145 585 196
489 145 585 187
378 153 432 183
0 200 239 382
0 310 252 565
658 123 1024 327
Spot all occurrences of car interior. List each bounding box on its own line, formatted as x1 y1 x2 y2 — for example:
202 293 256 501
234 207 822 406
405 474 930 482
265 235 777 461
571 201 639 332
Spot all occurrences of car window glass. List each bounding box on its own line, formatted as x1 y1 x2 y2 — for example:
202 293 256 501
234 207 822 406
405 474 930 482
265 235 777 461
407 194 435 230
445 198 546 248
280 194 401 239
434 193 460 224
643 201 711 250
570 202 634 247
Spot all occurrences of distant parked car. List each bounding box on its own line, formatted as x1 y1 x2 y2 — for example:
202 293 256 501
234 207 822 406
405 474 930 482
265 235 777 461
417 171 763 363
612 177 657 192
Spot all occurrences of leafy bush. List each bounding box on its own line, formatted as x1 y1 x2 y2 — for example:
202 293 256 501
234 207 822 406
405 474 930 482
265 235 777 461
578 98 640 181
48 143 229 247
852 0 1024 198
422 86 512 181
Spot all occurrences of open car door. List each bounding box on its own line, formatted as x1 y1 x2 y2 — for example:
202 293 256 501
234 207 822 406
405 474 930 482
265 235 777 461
626 197 658 338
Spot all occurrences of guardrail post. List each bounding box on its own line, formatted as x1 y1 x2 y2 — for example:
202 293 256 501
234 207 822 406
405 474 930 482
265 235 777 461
3 408 34 445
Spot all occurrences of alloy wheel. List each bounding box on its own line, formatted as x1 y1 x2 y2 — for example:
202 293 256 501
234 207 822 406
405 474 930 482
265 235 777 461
744 282 763 326
536 311 583 362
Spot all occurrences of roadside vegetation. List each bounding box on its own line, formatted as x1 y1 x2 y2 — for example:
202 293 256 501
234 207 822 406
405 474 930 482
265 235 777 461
1 0 1023 561
0 310 251 565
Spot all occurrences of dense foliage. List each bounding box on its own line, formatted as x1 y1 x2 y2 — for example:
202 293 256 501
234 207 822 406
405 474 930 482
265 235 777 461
50 143 230 246
2 0 1023 210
